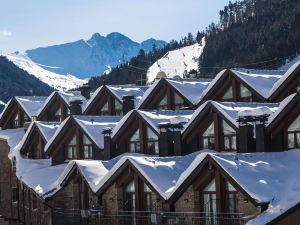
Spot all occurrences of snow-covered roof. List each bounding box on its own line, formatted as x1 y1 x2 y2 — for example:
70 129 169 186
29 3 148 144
231 70 282 99
37 91 87 116
137 78 211 108
0 96 47 121
111 109 194 138
45 115 121 152
183 101 279 134
210 150 300 225
0 128 25 151
84 85 148 112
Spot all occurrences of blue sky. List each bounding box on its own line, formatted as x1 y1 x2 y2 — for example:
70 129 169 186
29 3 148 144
0 0 229 52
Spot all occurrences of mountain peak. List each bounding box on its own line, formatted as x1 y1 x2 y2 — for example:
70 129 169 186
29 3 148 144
89 33 104 41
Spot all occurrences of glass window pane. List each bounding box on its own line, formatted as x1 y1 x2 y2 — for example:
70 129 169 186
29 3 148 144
126 180 135 192
204 179 216 192
232 136 237 150
223 120 235 135
69 135 76 145
158 95 167 108
203 123 214 136
227 181 236 191
83 134 92 144
100 102 108 112
147 127 157 140
115 100 122 110
174 92 184 104
130 129 140 142
222 86 233 100
55 108 61 116
240 84 252 98
225 137 230 149
288 133 295 148
144 183 152 193
288 115 300 132
203 138 208 148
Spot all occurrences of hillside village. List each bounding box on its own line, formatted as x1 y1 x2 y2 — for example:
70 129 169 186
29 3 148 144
0 59 300 225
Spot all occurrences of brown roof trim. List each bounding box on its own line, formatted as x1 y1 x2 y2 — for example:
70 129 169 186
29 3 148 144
168 154 269 208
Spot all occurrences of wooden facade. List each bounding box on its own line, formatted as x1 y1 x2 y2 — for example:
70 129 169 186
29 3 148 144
182 103 238 154
0 98 31 129
45 117 103 165
200 70 265 104
138 79 193 110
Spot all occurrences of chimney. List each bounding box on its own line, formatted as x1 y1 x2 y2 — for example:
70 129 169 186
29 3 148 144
102 128 114 160
158 123 183 156
255 123 268 152
69 99 83 115
80 84 91 100
122 95 135 115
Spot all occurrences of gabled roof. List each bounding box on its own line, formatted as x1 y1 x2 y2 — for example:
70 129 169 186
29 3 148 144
0 128 25 153
14 121 60 156
182 101 279 136
137 78 212 108
84 85 148 112
37 91 87 117
45 115 121 153
0 96 47 121
111 109 194 138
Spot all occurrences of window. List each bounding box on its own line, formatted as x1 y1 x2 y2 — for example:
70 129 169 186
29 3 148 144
288 115 300 148
227 182 238 214
54 108 62 121
146 127 159 155
240 84 252 100
32 194 38 210
14 114 19 128
202 122 215 149
66 135 77 159
12 186 18 203
202 179 217 225
83 134 93 159
143 183 152 211
115 100 123 116
12 157 16 173
128 129 141 153
158 95 168 110
223 120 237 151
99 102 109 116
222 86 233 101
174 92 185 109
124 180 135 211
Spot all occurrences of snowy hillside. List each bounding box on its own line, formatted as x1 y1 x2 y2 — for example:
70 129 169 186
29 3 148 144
1 53 86 91
147 39 205 83
279 55 300 71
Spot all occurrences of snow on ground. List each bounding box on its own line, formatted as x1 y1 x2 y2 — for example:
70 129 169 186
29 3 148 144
147 39 205 83
1 52 87 91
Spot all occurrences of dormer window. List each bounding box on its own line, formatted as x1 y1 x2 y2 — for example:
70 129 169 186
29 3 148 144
202 122 215 149
99 102 109 116
128 129 140 153
240 84 252 101
124 180 135 211
146 127 159 155
54 108 62 122
83 134 93 159
14 114 19 128
287 115 300 149
66 135 77 159
115 100 123 116
158 95 168 110
202 179 217 223
174 92 185 109
223 120 237 151
222 86 233 101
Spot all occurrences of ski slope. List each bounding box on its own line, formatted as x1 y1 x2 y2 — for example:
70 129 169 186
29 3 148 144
147 39 205 83
1 53 87 91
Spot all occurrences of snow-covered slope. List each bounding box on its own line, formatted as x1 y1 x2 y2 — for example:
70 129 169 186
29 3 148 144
147 39 205 83
279 54 300 71
1 53 86 91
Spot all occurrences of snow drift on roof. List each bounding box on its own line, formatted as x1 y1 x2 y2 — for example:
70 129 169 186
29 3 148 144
0 128 25 151
16 96 48 118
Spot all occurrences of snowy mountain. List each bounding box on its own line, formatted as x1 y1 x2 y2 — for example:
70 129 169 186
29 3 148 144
1 53 86 91
25 32 166 79
147 39 205 83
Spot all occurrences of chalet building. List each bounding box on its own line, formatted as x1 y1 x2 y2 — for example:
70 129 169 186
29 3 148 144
0 96 47 129
44 115 121 165
181 101 279 154
37 91 87 122
104 109 194 159
137 78 211 110
200 61 300 104
84 85 148 116
18 121 60 159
